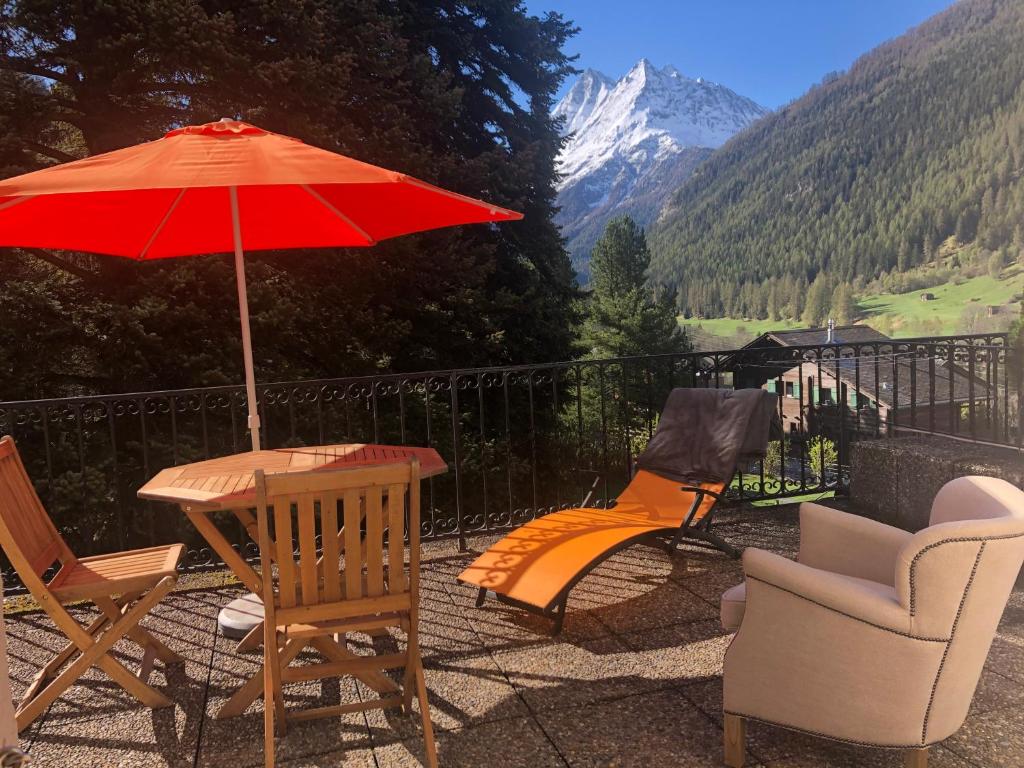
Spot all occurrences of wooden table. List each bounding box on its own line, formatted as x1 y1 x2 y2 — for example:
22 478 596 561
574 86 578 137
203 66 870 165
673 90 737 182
138 443 446 718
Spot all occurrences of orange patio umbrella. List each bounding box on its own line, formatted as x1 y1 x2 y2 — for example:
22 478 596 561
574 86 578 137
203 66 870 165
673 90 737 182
0 119 522 450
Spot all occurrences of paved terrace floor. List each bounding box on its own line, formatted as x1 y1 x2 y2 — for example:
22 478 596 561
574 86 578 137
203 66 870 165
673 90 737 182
8 505 1024 767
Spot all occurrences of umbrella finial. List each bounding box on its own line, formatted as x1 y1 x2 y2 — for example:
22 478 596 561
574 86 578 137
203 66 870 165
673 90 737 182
165 120 267 139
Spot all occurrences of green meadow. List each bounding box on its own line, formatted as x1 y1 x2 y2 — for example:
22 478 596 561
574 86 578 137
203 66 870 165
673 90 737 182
680 268 1023 346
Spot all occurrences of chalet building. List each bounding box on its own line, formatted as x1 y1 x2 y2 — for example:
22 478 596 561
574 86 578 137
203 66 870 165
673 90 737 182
764 356 983 437
732 322 990 438
730 323 891 391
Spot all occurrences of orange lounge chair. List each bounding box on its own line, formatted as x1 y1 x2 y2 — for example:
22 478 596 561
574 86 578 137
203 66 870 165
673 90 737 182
458 388 779 634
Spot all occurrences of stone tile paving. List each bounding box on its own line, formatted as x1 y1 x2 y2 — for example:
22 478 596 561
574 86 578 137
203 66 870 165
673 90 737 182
7 504 1023 767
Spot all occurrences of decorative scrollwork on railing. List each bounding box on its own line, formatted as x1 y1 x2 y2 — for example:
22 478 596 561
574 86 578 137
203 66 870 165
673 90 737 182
0 331 1017 595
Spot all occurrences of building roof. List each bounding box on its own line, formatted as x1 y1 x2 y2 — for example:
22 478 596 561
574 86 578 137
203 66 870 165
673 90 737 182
812 356 983 409
744 324 890 349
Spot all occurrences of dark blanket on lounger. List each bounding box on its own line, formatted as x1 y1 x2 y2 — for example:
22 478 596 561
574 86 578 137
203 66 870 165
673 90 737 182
635 388 782 485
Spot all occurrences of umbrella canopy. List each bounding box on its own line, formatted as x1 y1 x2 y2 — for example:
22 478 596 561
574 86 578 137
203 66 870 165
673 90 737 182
0 119 523 449
0 119 521 257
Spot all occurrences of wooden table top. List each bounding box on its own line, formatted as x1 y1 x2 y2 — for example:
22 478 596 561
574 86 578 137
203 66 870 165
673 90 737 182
137 443 447 511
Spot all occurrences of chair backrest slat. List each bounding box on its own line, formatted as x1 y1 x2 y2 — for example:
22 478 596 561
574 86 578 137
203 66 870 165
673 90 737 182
257 459 420 618
343 489 362 600
387 483 407 593
296 492 318 604
274 497 296 609
365 486 385 597
0 437 72 579
319 491 341 602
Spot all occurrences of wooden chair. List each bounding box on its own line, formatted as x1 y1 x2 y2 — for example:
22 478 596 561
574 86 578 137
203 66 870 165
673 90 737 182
255 457 437 768
0 436 184 732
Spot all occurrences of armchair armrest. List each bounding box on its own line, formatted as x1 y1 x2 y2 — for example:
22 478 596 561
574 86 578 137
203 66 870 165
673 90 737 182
798 502 911 586
743 548 911 635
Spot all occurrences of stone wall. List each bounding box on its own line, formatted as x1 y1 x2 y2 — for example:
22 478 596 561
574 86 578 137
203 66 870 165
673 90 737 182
849 435 1024 532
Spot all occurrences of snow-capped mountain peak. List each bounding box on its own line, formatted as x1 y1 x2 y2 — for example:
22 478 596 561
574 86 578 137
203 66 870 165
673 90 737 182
555 59 767 190
552 59 768 273
552 68 615 137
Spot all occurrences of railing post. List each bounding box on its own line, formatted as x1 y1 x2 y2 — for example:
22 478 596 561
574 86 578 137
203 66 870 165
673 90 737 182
838 382 848 495
449 373 465 551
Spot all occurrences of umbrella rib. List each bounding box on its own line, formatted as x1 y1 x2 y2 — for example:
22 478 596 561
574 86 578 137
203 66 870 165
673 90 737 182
299 184 375 245
400 176 520 218
139 188 187 259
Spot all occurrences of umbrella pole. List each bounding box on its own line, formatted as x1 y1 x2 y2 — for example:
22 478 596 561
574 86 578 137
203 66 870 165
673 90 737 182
230 186 261 451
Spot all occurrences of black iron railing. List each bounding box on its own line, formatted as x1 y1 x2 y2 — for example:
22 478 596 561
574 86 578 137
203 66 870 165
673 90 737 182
0 332 1018 591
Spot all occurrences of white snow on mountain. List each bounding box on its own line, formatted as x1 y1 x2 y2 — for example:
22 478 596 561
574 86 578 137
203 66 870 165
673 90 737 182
553 59 768 272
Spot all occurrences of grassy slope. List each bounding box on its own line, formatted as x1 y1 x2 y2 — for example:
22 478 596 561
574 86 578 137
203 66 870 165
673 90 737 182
858 269 1024 336
679 316 803 340
678 268 1023 346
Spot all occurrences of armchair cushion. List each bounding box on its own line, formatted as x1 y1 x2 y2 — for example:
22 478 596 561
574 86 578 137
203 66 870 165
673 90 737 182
798 502 911 586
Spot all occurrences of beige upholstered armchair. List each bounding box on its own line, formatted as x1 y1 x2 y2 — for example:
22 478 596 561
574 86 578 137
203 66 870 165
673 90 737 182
720 476 1024 768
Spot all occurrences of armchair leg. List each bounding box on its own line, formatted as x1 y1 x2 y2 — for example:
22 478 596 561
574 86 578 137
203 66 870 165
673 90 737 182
724 713 746 767
904 748 928 768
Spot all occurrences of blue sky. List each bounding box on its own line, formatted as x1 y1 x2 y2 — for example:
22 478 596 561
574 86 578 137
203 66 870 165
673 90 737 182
528 0 957 108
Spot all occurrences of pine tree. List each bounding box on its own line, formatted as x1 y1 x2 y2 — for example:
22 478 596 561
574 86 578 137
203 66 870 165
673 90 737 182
0 0 580 398
830 283 857 324
802 274 831 327
582 216 688 358
922 233 936 264
766 280 781 321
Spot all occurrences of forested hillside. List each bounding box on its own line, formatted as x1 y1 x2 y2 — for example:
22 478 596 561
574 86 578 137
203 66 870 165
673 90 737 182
557 145 711 277
649 0 1024 320
0 1 578 401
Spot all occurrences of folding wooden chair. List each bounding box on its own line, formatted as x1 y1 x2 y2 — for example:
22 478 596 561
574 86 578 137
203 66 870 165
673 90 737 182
0 436 184 732
255 457 437 768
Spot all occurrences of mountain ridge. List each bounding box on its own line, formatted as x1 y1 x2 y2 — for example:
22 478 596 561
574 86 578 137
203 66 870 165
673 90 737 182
648 0 1024 320
553 59 768 275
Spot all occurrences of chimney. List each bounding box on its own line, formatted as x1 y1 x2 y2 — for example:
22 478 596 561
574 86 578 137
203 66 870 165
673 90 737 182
826 318 835 344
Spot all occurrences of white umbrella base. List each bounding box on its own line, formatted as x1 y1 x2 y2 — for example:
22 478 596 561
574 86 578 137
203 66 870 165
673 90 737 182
219 592 265 638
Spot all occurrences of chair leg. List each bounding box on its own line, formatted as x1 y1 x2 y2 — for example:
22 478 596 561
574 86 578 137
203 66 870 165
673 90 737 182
412 650 438 768
94 595 183 664
684 526 742 560
551 597 567 636
904 747 928 768
236 621 264 653
264 663 276 768
264 627 286 737
263 637 276 768
15 577 176 732
402 635 417 714
724 714 746 767
219 638 305 720
475 587 487 608
402 663 416 714
22 610 112 706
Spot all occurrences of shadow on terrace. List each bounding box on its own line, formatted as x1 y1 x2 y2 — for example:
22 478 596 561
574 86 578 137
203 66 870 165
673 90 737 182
2 332 1022 767
8 506 1024 767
